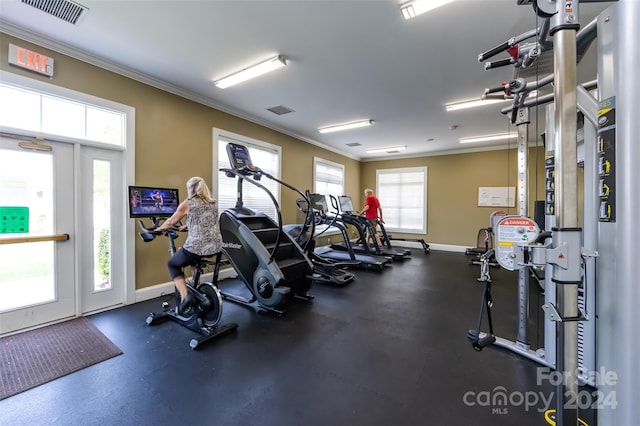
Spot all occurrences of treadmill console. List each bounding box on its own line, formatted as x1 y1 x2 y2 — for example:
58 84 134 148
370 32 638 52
309 194 329 214
338 196 355 214
226 143 261 178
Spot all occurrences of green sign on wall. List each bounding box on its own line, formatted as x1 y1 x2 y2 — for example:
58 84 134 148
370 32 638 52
0 207 29 234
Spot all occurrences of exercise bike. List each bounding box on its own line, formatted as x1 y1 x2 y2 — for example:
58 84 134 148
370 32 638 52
139 218 238 349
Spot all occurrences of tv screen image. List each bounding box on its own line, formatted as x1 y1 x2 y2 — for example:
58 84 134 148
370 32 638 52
128 186 180 218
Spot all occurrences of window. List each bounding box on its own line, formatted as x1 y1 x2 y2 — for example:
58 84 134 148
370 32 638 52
0 82 125 146
313 157 345 234
313 157 344 199
214 130 280 221
377 167 427 234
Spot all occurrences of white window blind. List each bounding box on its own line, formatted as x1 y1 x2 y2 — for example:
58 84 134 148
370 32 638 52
216 137 280 221
376 167 427 234
314 157 344 198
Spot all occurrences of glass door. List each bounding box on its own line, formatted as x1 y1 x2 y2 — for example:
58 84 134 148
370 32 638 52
0 137 75 334
79 146 125 313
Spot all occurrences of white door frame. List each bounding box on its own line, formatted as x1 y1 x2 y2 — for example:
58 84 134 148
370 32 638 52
78 146 127 314
1 71 136 324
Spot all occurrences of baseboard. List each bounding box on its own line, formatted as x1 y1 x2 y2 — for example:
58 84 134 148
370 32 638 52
135 267 238 303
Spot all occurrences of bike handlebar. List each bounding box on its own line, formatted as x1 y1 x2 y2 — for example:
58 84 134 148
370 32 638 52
137 219 183 243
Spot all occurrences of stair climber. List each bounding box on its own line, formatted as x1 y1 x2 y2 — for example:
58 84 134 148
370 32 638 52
219 142 314 316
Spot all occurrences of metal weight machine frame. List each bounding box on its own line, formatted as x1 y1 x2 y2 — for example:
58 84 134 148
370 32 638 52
477 2 616 425
486 2 640 425
478 0 598 363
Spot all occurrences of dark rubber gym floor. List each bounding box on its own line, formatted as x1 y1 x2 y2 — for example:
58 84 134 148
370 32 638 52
0 250 596 426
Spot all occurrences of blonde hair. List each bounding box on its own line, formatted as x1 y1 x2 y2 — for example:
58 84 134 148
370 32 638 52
364 188 374 195
187 176 215 203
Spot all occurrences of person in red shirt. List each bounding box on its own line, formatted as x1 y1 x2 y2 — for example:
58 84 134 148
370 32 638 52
361 188 384 247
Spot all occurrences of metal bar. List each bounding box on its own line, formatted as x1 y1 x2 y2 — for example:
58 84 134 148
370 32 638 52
553 24 580 426
516 110 530 346
613 1 640 425
580 98 598 386
0 234 70 245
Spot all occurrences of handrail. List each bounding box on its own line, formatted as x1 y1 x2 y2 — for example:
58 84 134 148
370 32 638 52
0 233 70 245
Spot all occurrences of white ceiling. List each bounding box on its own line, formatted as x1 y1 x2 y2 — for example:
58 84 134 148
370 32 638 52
0 0 609 160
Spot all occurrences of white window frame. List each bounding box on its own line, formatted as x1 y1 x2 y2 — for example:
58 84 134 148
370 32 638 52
376 166 427 234
212 128 281 220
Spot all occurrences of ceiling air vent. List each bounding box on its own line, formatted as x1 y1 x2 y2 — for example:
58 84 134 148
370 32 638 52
346 143 362 147
266 105 295 116
21 0 89 25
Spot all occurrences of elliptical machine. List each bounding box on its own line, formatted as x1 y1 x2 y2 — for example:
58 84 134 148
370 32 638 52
219 143 314 315
285 195 357 286
139 218 238 349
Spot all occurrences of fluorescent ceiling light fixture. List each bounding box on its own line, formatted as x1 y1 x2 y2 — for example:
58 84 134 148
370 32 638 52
214 55 286 89
401 0 455 20
318 120 373 134
446 91 539 111
445 98 509 112
460 133 518 144
365 145 407 154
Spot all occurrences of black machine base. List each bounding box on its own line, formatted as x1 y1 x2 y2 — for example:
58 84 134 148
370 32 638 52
309 269 353 287
219 291 285 316
146 303 238 349
219 290 313 317
220 276 314 317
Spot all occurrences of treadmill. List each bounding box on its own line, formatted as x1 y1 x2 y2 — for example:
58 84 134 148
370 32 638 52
307 194 391 271
284 198 356 286
331 195 410 261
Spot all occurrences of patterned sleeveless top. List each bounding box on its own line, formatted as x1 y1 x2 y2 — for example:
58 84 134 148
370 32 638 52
183 197 223 256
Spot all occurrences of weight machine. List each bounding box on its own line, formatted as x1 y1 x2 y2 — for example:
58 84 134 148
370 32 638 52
470 1 640 425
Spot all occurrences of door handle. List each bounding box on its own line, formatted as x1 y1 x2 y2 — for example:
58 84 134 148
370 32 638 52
0 234 70 245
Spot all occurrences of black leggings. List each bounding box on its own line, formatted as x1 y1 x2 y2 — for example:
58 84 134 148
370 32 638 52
167 248 203 280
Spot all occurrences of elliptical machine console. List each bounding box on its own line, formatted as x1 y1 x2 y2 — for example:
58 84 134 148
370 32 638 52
226 143 261 178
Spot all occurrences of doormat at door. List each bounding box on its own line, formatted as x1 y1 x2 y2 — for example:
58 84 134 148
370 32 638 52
0 316 123 400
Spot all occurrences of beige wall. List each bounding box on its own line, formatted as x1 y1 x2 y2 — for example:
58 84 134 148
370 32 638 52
0 34 359 288
1 33 546 289
360 147 547 247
